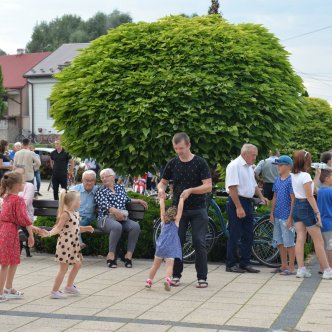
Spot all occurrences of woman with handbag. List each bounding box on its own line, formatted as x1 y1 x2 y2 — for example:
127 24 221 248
95 168 147 268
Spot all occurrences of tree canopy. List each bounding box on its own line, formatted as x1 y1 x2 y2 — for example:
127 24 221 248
0 49 6 56
284 97 332 160
50 15 304 174
26 10 132 52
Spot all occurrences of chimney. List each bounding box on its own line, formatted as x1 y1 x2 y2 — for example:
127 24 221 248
17 48 24 55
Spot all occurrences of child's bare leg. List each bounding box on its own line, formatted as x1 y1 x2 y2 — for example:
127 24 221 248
0 265 9 295
66 262 81 287
52 263 68 292
278 245 287 270
5 265 18 290
165 259 174 278
327 250 332 268
287 246 296 272
148 257 163 280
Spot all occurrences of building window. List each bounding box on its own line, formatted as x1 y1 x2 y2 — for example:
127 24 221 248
47 98 52 119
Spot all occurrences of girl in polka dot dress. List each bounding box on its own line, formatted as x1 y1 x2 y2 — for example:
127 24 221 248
44 190 94 299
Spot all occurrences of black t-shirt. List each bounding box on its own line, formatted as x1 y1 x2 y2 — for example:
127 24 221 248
162 155 211 210
50 149 71 176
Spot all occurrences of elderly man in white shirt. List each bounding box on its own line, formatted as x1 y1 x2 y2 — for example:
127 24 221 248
225 144 268 273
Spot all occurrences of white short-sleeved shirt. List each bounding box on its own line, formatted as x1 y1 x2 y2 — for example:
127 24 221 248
226 155 257 198
291 172 314 199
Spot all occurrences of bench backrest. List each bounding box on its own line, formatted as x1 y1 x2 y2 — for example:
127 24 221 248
33 200 145 220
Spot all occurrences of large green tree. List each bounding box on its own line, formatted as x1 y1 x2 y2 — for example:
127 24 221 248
26 10 132 52
50 15 304 174
0 49 6 56
284 97 332 160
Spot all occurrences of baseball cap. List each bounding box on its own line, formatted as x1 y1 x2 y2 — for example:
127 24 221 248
272 155 293 166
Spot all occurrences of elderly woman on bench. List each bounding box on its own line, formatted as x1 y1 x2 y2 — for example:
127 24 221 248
95 168 147 268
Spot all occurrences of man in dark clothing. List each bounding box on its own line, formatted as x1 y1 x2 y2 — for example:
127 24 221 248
50 140 74 200
157 132 212 288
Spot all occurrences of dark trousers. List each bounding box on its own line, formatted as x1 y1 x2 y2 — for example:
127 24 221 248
173 208 208 280
226 197 254 268
263 182 274 201
52 174 67 200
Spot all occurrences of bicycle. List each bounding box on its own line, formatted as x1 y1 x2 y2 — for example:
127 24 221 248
35 128 59 144
14 129 39 144
153 188 281 268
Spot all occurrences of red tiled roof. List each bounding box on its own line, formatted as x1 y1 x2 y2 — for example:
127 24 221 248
0 52 51 89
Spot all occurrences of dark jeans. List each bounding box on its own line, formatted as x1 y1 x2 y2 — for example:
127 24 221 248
34 170 41 192
226 197 254 268
52 174 67 200
173 208 208 280
263 182 274 201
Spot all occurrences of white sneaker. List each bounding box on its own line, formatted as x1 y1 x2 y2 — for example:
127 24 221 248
64 285 80 295
296 268 311 278
50 291 67 299
322 269 332 280
4 288 24 299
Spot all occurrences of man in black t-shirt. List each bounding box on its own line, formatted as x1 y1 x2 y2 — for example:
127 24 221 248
158 132 212 288
50 140 74 200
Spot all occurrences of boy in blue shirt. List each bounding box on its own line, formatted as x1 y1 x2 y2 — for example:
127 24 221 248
270 155 296 275
317 169 332 268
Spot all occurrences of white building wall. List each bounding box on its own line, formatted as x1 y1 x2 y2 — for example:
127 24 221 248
27 78 59 135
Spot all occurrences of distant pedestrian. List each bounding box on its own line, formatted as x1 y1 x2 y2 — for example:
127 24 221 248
317 169 332 269
254 150 280 200
50 140 74 200
9 142 21 161
225 144 268 274
269 156 295 275
0 140 13 178
41 189 94 299
13 139 40 184
291 150 332 279
30 145 42 196
145 197 183 291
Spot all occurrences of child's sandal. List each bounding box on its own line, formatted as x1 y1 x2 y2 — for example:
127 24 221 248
0 294 8 303
145 279 152 288
107 259 117 268
4 288 24 299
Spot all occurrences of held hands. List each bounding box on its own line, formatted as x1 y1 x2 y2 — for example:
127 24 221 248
80 225 94 233
28 235 35 248
32 226 49 238
180 188 192 201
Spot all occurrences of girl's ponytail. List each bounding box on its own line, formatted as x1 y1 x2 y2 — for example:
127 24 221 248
57 189 67 221
0 172 23 197
0 177 8 197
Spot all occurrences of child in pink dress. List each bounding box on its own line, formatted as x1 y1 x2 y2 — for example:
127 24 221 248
0 172 36 302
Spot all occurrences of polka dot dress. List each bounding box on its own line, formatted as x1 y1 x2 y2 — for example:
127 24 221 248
55 211 81 264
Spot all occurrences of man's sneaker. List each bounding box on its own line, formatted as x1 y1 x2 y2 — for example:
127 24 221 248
296 268 311 278
170 277 180 287
322 269 332 280
145 279 152 289
50 291 67 299
164 277 171 291
64 285 80 295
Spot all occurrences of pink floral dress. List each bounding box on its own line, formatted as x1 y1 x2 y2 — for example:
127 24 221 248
0 194 32 265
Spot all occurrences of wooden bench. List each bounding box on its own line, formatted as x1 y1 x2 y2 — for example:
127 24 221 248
20 200 145 256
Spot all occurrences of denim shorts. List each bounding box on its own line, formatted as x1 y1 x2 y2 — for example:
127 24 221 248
322 231 332 250
292 199 316 227
273 218 295 248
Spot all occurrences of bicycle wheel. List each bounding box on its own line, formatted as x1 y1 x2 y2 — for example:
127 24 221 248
34 134 43 144
48 134 57 144
15 134 25 142
252 216 281 268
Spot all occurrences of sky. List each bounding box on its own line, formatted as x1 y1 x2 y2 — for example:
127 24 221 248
0 0 331 103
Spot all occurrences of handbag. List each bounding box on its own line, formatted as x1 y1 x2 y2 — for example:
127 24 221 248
100 209 129 228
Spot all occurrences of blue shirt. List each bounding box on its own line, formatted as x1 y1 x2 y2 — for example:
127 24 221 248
95 185 131 221
70 183 98 222
272 176 293 220
317 186 332 232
